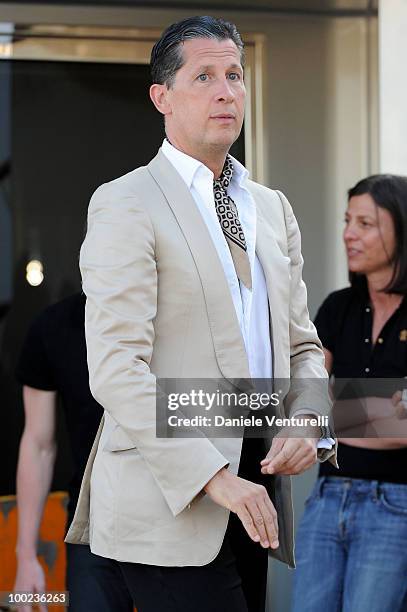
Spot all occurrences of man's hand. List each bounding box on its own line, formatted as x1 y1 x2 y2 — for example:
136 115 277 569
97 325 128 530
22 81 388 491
13 556 47 612
260 420 320 475
204 468 279 549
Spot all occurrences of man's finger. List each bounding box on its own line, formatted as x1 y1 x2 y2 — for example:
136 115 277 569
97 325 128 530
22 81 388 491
283 443 316 470
277 454 315 475
257 498 279 548
246 499 270 547
262 438 291 465
261 436 285 465
264 495 279 541
236 505 261 543
261 445 303 474
263 440 298 472
267 447 293 472
263 441 316 474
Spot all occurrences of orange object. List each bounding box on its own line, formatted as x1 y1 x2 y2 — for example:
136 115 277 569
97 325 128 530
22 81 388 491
0 492 67 611
1 492 136 611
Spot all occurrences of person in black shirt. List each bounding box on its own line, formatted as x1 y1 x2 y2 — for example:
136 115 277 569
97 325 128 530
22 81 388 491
292 175 407 612
13 293 133 612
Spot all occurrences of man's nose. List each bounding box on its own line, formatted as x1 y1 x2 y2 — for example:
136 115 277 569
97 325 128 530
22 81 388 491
215 78 235 102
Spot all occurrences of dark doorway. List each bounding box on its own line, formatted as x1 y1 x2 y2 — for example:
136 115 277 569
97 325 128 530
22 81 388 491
0 58 245 495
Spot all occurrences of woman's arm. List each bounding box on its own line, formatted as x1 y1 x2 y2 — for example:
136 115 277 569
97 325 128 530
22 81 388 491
14 386 57 612
323 348 407 449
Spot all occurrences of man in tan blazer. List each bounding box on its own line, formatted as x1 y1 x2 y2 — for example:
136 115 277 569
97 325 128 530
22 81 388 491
66 15 336 612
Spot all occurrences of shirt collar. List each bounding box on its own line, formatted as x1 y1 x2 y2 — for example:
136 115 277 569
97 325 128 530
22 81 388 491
161 138 249 190
229 152 250 188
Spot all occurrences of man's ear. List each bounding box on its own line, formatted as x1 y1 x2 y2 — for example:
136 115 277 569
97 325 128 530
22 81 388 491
150 83 171 116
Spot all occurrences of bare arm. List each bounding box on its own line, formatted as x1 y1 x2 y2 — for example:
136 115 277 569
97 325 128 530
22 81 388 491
325 349 407 449
339 406 407 448
14 386 57 610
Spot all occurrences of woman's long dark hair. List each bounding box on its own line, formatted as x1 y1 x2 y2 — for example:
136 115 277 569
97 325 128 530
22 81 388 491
348 174 407 294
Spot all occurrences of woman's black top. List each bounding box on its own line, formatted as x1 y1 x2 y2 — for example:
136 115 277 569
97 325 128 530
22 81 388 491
315 282 407 484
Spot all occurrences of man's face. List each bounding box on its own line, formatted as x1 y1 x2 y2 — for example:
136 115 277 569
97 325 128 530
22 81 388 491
160 37 246 157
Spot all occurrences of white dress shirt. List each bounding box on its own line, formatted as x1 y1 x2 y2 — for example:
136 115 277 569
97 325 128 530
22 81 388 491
161 139 333 449
162 138 271 380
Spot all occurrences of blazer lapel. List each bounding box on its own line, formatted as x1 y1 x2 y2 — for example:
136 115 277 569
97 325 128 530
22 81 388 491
148 150 251 384
254 203 290 379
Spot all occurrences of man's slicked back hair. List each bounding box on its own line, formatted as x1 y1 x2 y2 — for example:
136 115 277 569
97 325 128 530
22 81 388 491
150 16 245 88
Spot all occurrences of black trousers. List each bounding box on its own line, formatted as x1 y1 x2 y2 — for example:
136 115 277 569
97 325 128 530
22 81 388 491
66 542 133 612
118 437 270 612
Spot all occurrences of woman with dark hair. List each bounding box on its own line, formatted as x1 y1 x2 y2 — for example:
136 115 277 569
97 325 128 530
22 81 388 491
292 174 407 612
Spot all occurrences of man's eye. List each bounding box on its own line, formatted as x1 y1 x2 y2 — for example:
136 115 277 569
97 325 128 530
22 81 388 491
197 74 208 82
228 72 241 81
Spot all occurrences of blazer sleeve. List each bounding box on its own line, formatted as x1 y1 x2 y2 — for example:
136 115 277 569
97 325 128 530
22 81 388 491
80 183 229 517
276 190 338 466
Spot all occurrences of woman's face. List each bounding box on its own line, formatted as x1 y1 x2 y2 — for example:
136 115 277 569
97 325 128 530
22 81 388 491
343 193 396 277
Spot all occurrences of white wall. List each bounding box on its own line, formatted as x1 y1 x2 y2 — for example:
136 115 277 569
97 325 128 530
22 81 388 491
379 0 407 174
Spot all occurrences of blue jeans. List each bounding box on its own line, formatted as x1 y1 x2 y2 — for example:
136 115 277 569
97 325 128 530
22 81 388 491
292 477 407 612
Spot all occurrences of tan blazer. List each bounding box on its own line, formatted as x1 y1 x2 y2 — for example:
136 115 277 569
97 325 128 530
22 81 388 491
65 150 336 568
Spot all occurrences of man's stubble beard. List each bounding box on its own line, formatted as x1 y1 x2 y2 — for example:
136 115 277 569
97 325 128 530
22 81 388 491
198 127 242 160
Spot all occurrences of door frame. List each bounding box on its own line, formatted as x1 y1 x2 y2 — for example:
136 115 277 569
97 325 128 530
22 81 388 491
0 23 267 181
